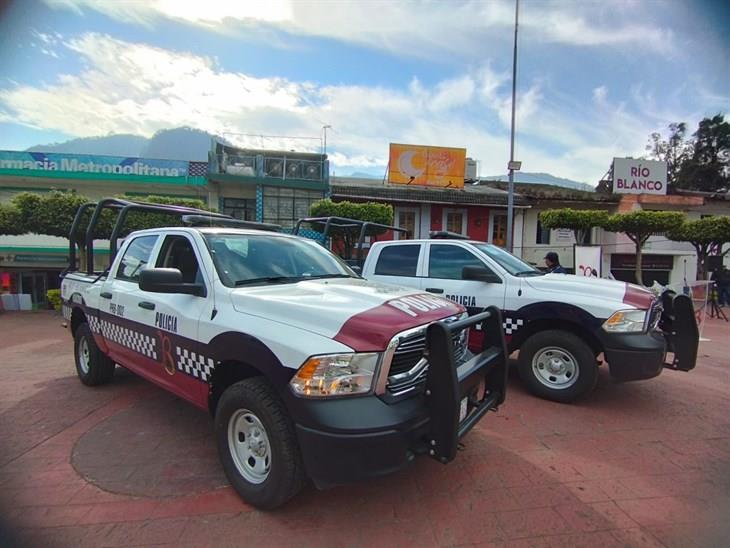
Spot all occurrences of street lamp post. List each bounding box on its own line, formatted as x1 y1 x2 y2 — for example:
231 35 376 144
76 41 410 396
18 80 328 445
506 0 519 253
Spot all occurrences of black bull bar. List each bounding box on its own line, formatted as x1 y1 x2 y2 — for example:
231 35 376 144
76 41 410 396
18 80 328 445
661 292 699 372
424 306 508 464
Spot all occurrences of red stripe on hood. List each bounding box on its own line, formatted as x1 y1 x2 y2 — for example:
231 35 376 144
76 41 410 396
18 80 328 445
334 294 464 351
623 283 654 309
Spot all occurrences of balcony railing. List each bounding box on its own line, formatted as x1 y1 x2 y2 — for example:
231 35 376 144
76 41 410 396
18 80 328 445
213 153 326 182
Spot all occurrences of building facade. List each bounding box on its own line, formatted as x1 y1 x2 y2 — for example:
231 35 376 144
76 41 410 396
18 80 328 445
0 144 329 307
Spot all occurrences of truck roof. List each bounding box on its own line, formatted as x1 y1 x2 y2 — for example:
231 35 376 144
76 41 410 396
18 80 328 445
373 238 486 246
127 226 304 239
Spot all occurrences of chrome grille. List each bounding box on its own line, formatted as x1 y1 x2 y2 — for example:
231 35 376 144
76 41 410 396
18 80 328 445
386 323 469 396
648 300 663 331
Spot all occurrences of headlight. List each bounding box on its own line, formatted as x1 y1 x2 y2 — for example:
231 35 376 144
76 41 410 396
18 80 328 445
289 353 380 397
602 309 647 333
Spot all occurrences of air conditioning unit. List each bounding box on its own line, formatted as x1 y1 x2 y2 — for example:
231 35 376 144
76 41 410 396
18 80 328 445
286 162 301 178
465 157 478 181
304 163 321 180
266 160 283 177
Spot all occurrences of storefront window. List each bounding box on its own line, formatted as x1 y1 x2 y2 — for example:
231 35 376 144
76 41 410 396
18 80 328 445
536 220 551 244
491 214 507 247
222 198 256 221
262 187 323 228
397 210 416 239
446 212 464 234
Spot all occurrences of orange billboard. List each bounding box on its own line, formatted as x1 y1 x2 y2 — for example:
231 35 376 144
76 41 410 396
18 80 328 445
388 143 466 188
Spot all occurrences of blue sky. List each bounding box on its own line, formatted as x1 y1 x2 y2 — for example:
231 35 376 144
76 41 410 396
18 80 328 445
0 0 728 183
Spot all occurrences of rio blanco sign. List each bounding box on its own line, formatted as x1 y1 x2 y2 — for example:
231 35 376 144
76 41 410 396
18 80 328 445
613 158 667 195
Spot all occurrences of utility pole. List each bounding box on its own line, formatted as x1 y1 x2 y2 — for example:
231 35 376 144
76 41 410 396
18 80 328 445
322 125 332 156
506 0 520 252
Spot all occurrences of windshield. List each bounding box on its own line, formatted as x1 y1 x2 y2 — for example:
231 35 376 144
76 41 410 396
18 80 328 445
204 233 356 287
472 243 543 277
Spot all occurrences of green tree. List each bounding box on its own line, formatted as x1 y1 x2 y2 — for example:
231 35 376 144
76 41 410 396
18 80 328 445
538 208 610 245
308 199 394 259
8 191 209 269
0 202 25 235
675 114 730 192
604 210 685 285
645 122 693 190
668 216 730 280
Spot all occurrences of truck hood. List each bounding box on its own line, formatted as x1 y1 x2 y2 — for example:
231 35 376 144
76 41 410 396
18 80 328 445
229 278 464 351
523 274 655 309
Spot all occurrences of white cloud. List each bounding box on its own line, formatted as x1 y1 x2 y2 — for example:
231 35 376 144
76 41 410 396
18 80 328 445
0 33 713 183
45 0 676 57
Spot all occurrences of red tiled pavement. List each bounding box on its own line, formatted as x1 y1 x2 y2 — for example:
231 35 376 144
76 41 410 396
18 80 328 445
1 311 729 547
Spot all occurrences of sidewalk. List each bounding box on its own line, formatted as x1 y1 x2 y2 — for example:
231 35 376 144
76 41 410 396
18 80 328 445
0 312 728 547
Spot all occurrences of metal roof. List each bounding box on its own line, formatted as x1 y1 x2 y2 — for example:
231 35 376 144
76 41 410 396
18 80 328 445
330 176 530 206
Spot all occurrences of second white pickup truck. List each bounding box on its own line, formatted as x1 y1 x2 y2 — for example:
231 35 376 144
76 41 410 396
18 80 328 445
362 235 699 403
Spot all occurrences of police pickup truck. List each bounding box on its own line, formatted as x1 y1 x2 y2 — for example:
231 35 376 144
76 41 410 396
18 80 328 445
60 199 508 509
362 235 698 403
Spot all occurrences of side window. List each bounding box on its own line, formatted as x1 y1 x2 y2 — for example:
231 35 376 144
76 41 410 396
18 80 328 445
156 235 203 284
428 245 493 280
374 245 421 277
116 235 158 281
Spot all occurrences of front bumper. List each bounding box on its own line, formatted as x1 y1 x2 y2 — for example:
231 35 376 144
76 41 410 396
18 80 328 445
285 307 508 488
601 330 667 382
601 292 699 382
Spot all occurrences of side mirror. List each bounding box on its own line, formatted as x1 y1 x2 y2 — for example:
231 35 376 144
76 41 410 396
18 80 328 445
462 265 502 284
139 268 206 297
350 265 363 275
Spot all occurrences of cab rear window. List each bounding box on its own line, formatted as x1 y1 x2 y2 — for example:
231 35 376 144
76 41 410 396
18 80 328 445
374 245 420 276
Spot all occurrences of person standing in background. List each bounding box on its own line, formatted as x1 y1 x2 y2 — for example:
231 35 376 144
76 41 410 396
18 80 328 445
544 252 568 274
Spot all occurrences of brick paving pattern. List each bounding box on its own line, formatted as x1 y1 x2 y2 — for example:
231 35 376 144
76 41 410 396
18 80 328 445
0 311 728 547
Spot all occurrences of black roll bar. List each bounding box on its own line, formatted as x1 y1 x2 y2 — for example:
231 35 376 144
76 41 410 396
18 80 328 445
74 197 251 275
66 202 97 274
293 216 409 265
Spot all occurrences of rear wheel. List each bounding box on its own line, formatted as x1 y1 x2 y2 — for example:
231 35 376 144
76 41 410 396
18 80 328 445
74 322 115 386
215 377 305 510
518 330 598 403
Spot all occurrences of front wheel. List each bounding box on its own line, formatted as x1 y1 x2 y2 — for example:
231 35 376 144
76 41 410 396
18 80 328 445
74 322 115 386
215 377 305 510
518 330 598 403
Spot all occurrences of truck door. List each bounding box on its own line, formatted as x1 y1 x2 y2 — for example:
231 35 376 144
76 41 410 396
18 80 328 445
100 234 159 367
367 243 424 291
423 242 506 316
109 233 211 407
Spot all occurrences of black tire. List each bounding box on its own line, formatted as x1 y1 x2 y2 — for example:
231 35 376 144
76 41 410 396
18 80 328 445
74 322 115 386
518 330 598 403
215 377 305 510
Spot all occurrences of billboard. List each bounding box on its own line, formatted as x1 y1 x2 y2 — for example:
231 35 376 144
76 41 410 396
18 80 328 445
613 158 667 195
388 143 466 188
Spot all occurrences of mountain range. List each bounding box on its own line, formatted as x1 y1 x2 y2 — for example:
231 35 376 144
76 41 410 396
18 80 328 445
25 128 594 190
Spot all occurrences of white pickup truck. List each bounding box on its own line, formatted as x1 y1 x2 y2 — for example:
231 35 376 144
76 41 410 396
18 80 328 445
361 235 699 403
60 199 508 509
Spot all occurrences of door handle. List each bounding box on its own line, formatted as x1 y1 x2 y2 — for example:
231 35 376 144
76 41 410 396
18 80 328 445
425 287 444 294
100 291 113 299
138 301 156 311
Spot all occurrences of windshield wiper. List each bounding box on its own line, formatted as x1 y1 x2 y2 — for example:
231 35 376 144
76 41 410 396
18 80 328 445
234 276 303 286
303 273 355 280
514 270 544 277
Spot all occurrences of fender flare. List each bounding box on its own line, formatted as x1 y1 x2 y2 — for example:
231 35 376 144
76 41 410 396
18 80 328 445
508 301 605 353
205 331 294 389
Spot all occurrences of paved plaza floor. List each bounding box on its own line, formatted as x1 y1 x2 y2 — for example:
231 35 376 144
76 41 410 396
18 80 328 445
0 311 728 547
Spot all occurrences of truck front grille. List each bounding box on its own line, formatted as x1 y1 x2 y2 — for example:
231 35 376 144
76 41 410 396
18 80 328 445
386 325 468 396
